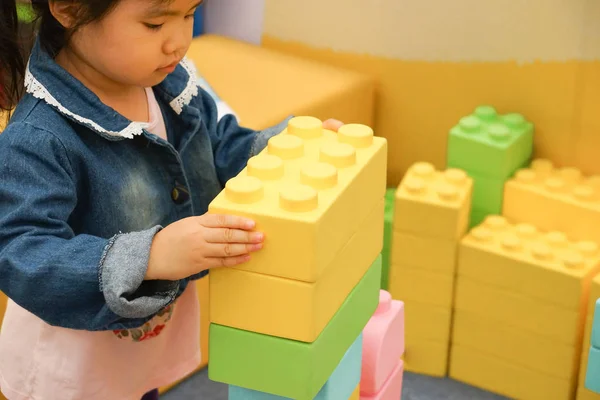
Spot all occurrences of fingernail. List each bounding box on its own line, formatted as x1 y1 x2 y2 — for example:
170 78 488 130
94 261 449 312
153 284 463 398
252 243 263 251
245 220 256 229
254 233 264 242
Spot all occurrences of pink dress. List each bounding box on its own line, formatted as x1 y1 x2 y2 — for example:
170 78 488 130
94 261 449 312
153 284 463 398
0 88 201 400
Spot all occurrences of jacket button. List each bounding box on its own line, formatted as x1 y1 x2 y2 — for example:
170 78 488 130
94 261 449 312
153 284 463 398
171 185 189 204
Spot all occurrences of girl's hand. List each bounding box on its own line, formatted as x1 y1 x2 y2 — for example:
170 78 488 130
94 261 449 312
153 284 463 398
146 213 264 281
323 119 344 132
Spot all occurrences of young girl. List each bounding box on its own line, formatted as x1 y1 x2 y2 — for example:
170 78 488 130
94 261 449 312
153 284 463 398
0 1 343 399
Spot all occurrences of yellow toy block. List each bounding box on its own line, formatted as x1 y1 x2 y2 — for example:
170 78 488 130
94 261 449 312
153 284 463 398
389 231 457 274
578 386 600 400
458 215 600 310
403 338 448 377
208 116 387 283
393 162 473 240
209 200 383 342
452 310 577 381
503 158 600 243
454 277 580 345
349 385 360 400
403 300 452 344
388 266 454 308
580 316 594 385
450 344 572 400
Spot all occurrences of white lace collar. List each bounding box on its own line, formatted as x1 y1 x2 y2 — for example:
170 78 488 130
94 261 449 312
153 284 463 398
24 57 199 139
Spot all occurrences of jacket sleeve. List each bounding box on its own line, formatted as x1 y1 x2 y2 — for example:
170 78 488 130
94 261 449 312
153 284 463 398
0 123 178 330
197 87 292 186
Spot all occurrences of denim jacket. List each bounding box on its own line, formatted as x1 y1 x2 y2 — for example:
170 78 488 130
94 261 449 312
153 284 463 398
0 39 289 332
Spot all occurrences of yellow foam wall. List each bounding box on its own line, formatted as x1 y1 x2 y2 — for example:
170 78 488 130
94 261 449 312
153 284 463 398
262 0 600 185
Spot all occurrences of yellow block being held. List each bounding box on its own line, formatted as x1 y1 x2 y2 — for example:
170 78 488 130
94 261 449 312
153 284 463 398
209 116 387 283
210 200 383 342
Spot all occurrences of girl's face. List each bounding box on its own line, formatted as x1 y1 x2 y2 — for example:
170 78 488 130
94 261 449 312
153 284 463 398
68 0 201 88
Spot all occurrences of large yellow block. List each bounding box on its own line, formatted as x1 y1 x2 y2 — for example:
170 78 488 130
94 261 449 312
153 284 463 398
394 162 472 240
210 199 383 342
390 231 457 274
452 310 577 381
403 300 452 344
454 277 580 345
403 338 448 377
388 266 454 308
450 344 572 400
188 35 375 131
503 158 600 243
458 215 600 310
208 117 387 283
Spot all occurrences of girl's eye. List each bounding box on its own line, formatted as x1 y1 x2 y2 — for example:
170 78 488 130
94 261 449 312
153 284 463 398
144 23 163 30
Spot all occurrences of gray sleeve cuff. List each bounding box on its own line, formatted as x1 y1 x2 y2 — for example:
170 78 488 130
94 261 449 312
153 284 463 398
99 226 179 319
250 116 294 157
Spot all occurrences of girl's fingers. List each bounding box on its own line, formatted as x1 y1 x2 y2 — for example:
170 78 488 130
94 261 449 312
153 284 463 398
206 254 253 269
200 213 256 230
204 227 264 244
204 242 263 258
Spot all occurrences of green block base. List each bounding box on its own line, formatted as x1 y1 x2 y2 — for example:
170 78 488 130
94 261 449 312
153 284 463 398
381 188 396 290
208 255 382 399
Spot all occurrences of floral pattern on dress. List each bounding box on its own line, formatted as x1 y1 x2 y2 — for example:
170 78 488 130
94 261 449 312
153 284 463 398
112 302 175 342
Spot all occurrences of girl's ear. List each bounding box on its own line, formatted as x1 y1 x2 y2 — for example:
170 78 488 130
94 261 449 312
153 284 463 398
48 0 81 29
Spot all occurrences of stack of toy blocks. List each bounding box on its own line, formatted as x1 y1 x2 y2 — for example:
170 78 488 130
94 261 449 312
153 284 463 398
447 105 534 227
450 214 600 400
360 290 405 399
585 298 600 396
578 274 600 400
388 162 473 376
206 116 388 399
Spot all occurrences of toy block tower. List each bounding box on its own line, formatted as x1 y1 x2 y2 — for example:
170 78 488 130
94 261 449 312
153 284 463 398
388 162 473 376
450 215 600 400
207 116 387 399
360 290 405 399
447 105 534 226
504 158 600 244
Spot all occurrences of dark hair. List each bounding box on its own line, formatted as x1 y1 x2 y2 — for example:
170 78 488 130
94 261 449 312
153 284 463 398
0 0 121 113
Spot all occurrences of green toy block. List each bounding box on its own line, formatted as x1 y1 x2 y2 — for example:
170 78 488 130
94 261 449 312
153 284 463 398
447 105 533 180
381 188 396 289
208 255 382 400
468 171 505 214
470 208 490 228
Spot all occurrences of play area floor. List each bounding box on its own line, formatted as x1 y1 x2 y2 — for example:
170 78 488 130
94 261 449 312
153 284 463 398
162 369 510 400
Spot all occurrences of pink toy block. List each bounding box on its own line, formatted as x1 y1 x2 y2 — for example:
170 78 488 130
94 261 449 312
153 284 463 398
360 290 405 395
360 360 404 400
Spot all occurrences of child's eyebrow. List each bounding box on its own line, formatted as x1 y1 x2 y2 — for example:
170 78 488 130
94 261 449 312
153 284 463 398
145 0 203 17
